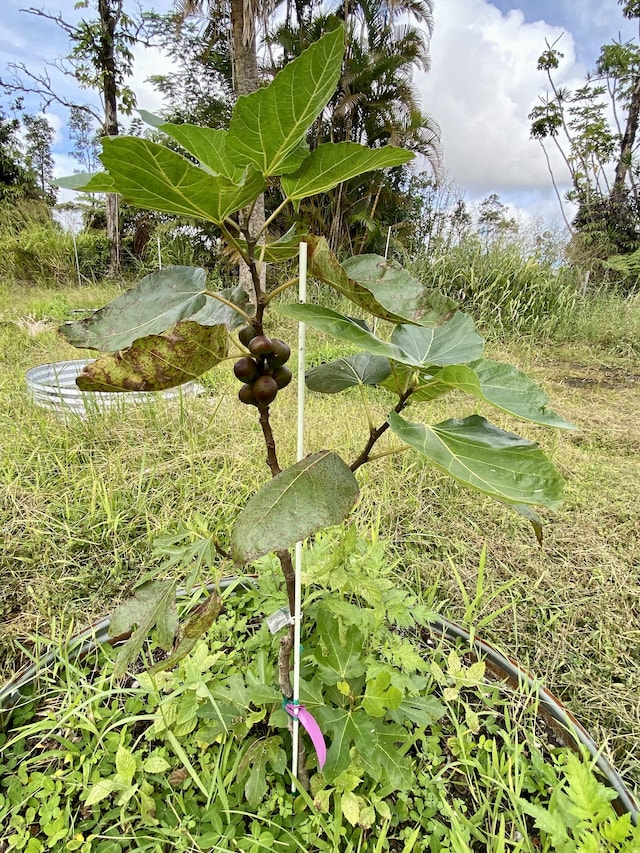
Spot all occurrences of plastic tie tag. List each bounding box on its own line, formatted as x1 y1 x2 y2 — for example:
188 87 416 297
284 702 327 770
267 607 291 634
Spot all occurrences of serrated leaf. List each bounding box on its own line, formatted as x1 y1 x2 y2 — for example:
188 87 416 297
316 706 377 777
415 359 574 428
390 312 484 367
54 171 115 192
76 321 228 392
305 353 392 393
231 451 359 564
343 253 457 326
227 28 344 176
282 142 413 205
362 670 403 717
361 719 414 789
97 136 266 224
388 413 564 509
341 791 362 827
115 745 137 786
85 778 121 807
314 609 365 685
60 266 208 352
392 695 445 727
158 124 246 183
109 580 178 678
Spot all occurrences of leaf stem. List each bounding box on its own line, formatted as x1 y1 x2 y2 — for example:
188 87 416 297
203 290 254 324
256 197 292 240
264 277 299 303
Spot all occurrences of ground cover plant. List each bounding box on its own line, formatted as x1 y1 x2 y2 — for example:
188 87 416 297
1 26 639 852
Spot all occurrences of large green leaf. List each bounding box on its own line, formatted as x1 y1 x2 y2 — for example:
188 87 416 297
158 124 246 184
282 142 414 205
388 412 564 509
189 285 252 331
276 303 400 359
60 266 208 351
226 27 344 176
304 236 455 326
306 353 392 393
414 359 575 428
390 312 484 366
54 171 115 192
109 580 178 678
342 253 457 326
231 451 359 564
314 609 366 685
76 321 228 391
278 304 482 371
316 706 378 778
97 136 265 223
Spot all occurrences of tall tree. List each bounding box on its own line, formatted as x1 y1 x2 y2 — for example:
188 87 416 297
529 0 640 272
1 1 152 273
0 107 39 203
23 114 56 202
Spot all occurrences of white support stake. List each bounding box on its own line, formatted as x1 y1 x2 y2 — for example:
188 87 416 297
291 241 307 790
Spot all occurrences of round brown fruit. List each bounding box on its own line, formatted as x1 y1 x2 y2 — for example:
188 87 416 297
238 383 257 405
267 339 291 368
248 335 275 357
273 366 292 389
253 375 279 404
233 357 260 383
238 325 258 347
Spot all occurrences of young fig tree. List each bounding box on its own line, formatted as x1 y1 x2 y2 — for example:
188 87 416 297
57 27 571 720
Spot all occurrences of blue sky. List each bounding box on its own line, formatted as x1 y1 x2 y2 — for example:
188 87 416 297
1 0 637 229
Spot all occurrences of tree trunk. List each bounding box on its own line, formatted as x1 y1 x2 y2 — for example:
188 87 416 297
612 71 640 207
230 0 265 302
99 0 121 275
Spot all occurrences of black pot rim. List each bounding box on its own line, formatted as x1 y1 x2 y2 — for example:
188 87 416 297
1 576 637 824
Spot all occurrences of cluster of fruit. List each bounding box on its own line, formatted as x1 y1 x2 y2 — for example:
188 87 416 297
234 325 292 406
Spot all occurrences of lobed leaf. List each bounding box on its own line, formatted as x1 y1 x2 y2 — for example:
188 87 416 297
227 27 344 176
282 142 414 206
54 171 115 192
231 451 359 564
108 579 178 678
75 321 228 392
388 412 564 509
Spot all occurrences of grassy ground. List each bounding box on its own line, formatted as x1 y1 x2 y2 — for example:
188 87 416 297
1 278 639 802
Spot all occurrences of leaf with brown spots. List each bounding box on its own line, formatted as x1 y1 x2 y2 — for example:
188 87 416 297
76 321 228 392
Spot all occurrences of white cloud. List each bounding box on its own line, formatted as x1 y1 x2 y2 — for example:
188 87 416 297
418 0 584 214
127 43 180 117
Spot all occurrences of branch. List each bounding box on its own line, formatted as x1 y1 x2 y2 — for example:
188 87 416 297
350 390 412 472
2 63 103 124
